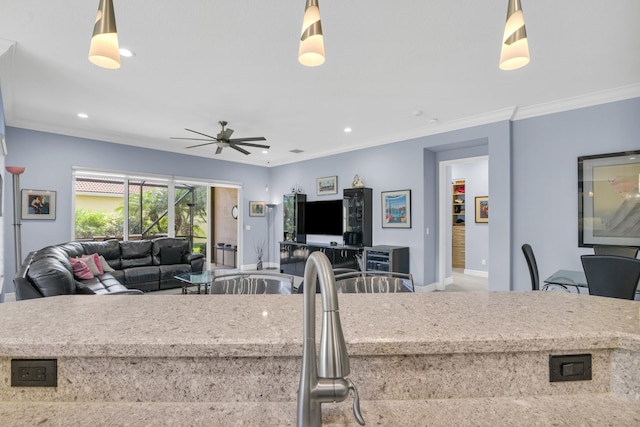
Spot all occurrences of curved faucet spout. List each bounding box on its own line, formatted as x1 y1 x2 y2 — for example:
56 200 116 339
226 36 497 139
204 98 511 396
297 251 365 427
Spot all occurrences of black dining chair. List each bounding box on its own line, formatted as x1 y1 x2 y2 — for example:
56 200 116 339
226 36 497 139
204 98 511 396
522 244 542 291
522 243 571 292
580 255 640 300
593 245 639 258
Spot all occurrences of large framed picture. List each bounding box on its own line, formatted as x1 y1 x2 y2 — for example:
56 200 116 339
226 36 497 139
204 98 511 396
316 176 338 195
22 189 56 220
578 150 640 247
249 201 266 217
475 196 489 223
381 189 411 228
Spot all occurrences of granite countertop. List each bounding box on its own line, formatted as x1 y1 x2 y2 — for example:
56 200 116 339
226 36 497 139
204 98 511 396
0 291 638 358
1 292 640 426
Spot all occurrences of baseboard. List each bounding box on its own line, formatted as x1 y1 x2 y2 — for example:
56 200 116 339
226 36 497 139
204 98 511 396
416 282 438 292
463 269 489 278
3 292 16 303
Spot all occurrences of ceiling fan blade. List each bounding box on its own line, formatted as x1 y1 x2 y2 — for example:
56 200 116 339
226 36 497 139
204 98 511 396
186 141 217 149
228 137 267 142
233 141 270 149
170 137 215 141
230 144 250 155
184 128 220 140
215 146 223 155
221 128 234 140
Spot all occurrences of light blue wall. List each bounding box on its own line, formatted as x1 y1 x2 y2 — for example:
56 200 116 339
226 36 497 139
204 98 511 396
270 121 511 288
2 97 638 296
511 97 640 290
2 127 270 295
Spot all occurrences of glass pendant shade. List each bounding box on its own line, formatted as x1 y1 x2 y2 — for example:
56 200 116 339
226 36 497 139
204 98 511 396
499 0 530 71
298 0 325 67
88 0 121 69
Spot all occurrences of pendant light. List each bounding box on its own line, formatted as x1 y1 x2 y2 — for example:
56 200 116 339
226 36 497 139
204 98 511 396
88 0 121 69
499 0 530 71
298 0 325 67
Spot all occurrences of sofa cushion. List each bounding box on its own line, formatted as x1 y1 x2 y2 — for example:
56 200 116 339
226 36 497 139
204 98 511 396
123 265 160 285
76 273 130 295
152 237 189 265
98 255 116 272
160 246 184 265
27 258 76 296
82 240 121 269
121 240 153 268
69 258 94 280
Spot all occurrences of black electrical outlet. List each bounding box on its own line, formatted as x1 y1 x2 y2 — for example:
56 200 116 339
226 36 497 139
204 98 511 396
549 354 592 382
11 359 57 387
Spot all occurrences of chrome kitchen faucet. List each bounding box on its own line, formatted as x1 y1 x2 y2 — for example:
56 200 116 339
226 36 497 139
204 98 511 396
297 251 365 426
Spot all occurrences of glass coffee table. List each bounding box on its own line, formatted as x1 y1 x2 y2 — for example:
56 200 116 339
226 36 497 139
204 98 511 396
175 270 237 294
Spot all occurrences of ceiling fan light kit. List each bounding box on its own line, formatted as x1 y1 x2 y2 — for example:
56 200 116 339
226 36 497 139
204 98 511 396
499 0 530 71
88 0 121 69
171 121 269 156
298 0 325 67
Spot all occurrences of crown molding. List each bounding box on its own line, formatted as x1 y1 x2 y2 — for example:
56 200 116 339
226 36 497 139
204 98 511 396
514 84 640 120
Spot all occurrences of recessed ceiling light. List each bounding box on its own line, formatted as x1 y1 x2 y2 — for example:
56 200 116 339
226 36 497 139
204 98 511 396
262 150 269 154
344 127 352 133
119 48 135 58
77 113 88 119
412 110 423 117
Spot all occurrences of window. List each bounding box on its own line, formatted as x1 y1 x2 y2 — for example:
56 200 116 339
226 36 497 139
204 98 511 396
75 174 125 240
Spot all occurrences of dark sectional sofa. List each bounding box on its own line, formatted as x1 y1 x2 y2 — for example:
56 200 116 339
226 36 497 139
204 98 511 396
14 237 205 300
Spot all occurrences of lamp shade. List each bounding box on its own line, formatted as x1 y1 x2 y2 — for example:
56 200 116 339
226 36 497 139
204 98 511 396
88 0 121 69
499 0 530 71
298 0 325 67
5 166 25 175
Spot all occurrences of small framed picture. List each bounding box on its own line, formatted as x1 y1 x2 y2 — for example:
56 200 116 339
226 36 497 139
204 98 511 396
22 189 56 220
317 176 338 195
249 201 266 217
381 189 411 228
475 196 489 223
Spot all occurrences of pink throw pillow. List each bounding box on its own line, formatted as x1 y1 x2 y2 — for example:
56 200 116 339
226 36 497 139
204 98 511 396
79 253 104 275
69 258 94 280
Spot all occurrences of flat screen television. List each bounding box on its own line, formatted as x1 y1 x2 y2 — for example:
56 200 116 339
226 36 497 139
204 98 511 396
304 199 344 236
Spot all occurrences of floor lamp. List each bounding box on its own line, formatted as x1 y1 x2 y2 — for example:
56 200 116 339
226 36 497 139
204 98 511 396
266 204 277 270
5 166 26 273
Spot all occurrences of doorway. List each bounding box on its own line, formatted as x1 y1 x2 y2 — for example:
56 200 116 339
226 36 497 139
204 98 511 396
211 186 240 268
438 156 489 290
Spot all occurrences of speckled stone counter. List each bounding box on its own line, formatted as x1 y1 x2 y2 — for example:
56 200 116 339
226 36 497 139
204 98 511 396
0 291 639 425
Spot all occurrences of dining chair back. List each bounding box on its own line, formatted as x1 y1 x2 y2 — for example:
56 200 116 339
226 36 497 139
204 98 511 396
580 255 640 300
593 245 639 258
521 244 540 290
333 271 414 293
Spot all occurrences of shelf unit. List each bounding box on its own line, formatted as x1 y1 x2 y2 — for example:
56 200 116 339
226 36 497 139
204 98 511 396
452 180 465 269
364 246 410 274
283 193 306 243
343 187 372 247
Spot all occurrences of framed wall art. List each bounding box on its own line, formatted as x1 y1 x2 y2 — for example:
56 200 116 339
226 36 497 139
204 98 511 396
316 176 338 195
578 150 640 247
249 201 266 217
22 189 56 220
475 196 489 223
381 189 411 228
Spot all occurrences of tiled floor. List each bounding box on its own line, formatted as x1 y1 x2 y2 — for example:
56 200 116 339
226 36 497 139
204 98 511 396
443 268 489 292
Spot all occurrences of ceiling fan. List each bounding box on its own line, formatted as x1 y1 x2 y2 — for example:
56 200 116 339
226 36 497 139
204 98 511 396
171 120 269 155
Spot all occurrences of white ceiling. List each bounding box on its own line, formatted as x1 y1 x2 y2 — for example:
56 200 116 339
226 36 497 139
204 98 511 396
1 1 639 167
